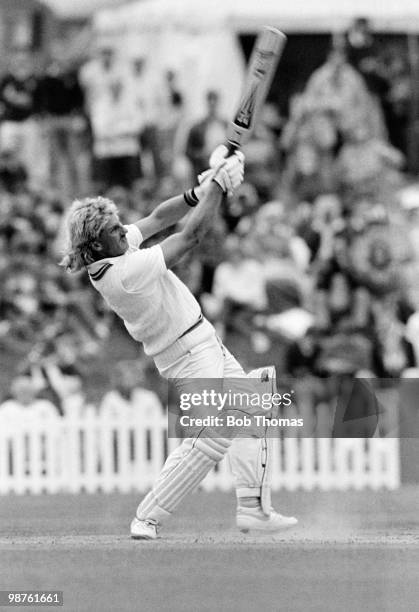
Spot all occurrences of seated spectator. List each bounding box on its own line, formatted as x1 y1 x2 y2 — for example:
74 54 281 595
209 234 267 335
23 333 85 416
104 360 146 402
252 202 312 311
223 182 260 234
284 327 321 377
195 211 228 295
101 359 164 416
0 376 58 418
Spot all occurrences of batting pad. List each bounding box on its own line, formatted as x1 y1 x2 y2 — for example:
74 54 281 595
136 437 231 523
231 365 277 515
229 435 272 515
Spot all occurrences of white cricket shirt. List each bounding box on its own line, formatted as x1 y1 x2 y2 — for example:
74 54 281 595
87 224 201 356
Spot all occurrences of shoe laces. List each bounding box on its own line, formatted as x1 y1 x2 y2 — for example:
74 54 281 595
143 518 159 533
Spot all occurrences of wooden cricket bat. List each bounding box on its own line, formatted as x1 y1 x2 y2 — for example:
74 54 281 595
226 27 287 154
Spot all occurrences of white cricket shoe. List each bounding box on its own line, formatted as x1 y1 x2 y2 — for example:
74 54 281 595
236 507 298 534
130 517 158 540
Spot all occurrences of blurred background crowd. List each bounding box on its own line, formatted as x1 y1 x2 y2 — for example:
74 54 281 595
2 1 419 415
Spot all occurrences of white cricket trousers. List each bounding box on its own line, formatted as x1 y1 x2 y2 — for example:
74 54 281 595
136 318 270 524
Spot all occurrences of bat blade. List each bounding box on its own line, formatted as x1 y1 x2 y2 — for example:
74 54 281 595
227 27 287 151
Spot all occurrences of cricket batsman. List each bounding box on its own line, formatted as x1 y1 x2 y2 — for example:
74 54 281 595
61 146 297 539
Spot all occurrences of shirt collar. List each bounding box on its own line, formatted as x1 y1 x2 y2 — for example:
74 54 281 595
87 257 114 281
87 243 135 280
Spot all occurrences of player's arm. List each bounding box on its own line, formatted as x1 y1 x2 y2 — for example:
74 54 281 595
134 145 234 241
160 153 244 269
134 194 195 242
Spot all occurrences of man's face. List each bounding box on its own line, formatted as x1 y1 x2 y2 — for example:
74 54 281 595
95 213 128 258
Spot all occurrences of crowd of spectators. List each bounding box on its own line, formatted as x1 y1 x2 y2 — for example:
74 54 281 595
1 21 419 412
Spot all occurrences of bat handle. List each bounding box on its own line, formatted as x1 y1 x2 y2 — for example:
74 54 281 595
226 142 239 156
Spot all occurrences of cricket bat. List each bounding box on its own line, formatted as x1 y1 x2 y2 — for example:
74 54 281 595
226 26 287 154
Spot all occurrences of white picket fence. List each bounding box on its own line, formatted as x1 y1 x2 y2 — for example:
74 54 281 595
0 389 400 495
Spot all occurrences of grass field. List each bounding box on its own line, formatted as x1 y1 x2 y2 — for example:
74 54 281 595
0 487 418 612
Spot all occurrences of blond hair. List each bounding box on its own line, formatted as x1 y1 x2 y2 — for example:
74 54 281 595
60 197 118 273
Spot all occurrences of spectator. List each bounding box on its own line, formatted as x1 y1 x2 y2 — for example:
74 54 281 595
0 376 57 418
345 18 387 99
0 47 47 186
345 18 377 71
222 182 260 234
129 60 185 180
381 47 411 155
0 149 27 193
212 234 267 316
36 47 89 196
185 90 227 177
0 37 417 398
130 56 161 179
252 202 312 312
0 173 111 367
303 48 376 131
194 211 228 295
160 70 185 177
80 46 141 190
336 123 404 199
242 106 281 200
100 360 164 424
23 335 84 417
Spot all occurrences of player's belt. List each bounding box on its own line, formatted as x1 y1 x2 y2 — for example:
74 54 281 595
178 314 204 340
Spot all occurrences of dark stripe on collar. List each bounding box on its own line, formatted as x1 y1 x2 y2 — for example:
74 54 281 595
89 262 113 281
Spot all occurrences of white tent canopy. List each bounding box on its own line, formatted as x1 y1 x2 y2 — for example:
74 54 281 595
92 0 419 121
95 0 419 35
43 0 126 19
225 0 419 32
93 0 248 121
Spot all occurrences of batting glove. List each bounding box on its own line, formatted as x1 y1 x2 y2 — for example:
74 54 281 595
209 144 229 168
188 158 238 203
212 151 245 195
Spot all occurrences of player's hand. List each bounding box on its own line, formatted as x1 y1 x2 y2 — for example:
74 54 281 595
197 168 213 186
194 168 214 200
209 144 229 168
212 151 245 195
